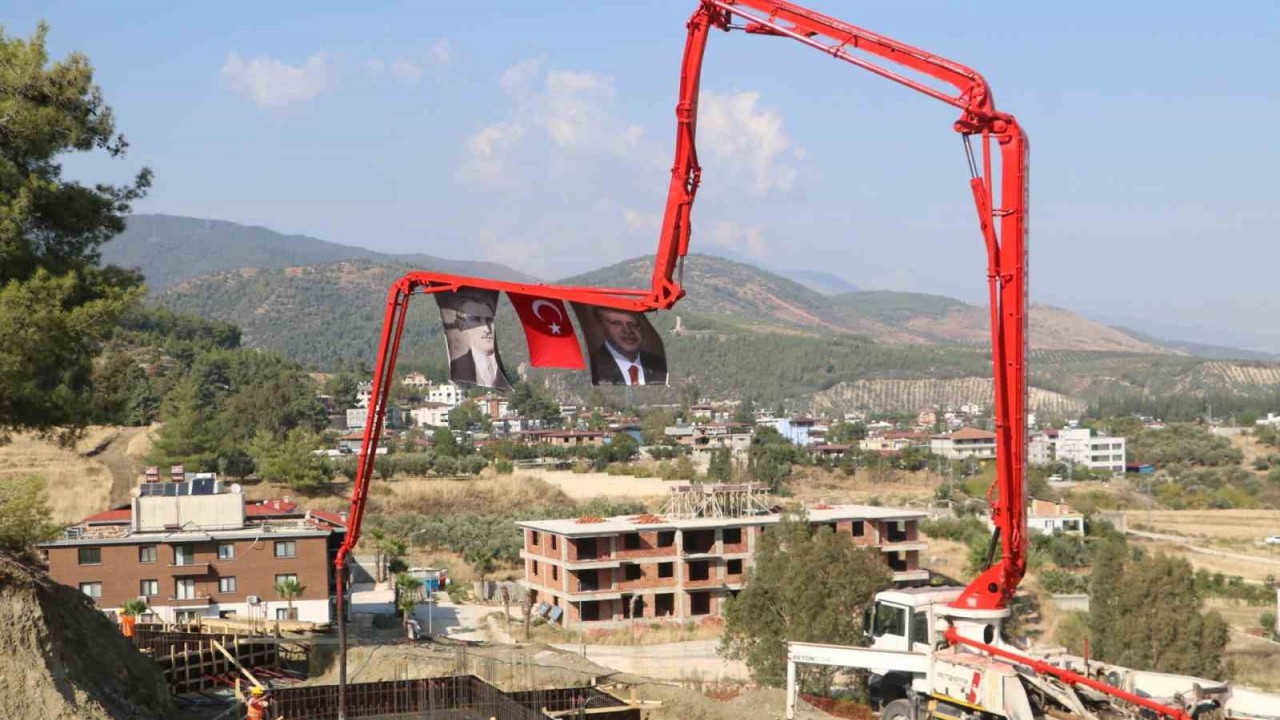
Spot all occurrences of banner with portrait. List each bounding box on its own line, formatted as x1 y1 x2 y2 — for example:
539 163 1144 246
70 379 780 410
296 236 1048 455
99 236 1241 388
435 288 512 390
570 303 668 387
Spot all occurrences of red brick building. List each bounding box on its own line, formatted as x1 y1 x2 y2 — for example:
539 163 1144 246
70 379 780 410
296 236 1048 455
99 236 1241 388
39 477 345 625
518 498 927 625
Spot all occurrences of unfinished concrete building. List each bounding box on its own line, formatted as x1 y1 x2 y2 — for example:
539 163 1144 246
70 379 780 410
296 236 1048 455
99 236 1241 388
518 483 928 625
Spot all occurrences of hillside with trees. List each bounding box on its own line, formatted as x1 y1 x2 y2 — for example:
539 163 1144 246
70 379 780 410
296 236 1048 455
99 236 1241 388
150 250 1280 413
102 213 537 291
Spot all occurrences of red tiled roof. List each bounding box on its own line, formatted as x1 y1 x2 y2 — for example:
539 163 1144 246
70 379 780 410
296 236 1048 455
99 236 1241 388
246 499 299 516
82 508 131 524
309 510 348 528
338 431 365 441
949 427 997 441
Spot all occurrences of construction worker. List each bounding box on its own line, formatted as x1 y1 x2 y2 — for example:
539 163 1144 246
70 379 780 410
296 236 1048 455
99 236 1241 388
245 685 269 720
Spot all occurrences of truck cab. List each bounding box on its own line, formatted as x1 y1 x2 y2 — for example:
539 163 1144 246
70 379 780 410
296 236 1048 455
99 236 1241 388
865 586 962 708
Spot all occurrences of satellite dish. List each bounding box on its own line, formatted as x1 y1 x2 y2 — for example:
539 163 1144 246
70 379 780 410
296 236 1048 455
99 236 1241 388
231 483 242 494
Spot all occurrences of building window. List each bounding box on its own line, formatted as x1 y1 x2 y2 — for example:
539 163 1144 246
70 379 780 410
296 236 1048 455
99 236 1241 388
138 545 158 563
551 566 559 581
722 528 742 545
550 535 558 551
655 594 674 617
852 521 865 537
275 574 298 586
656 531 675 548
658 562 674 579
276 608 297 621
176 610 201 625
623 533 641 550
623 564 642 581
219 577 237 594
78 547 101 565
726 559 743 576
274 541 297 558
80 582 102 599
140 579 159 597
688 561 710 581
530 531 540 546
175 578 196 600
173 544 194 566
531 560 539 575
217 543 235 560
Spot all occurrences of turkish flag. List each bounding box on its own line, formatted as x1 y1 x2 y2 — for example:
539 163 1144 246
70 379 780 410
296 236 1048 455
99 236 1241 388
507 292 586 369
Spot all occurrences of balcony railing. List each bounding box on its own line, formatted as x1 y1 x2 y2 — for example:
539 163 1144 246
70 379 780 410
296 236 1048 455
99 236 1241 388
169 562 212 576
168 595 213 606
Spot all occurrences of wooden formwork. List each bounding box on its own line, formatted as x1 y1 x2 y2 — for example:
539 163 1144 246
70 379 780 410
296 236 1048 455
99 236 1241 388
133 624 281 693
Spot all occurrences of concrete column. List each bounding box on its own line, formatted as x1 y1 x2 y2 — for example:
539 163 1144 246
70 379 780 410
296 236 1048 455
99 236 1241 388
785 657 797 720
675 529 686 621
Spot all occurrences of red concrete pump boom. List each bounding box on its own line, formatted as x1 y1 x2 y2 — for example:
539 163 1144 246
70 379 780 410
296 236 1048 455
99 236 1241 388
333 1 1028 716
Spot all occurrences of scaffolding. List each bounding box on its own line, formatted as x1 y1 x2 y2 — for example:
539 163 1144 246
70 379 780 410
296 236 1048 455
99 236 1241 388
659 483 771 520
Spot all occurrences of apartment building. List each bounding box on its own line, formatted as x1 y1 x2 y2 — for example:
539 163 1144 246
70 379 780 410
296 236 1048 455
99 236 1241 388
1054 427 1126 475
929 427 997 460
518 484 927 625
39 476 345 625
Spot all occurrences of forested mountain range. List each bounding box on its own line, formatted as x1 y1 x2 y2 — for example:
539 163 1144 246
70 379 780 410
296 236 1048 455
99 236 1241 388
102 214 537 290
148 233 1280 415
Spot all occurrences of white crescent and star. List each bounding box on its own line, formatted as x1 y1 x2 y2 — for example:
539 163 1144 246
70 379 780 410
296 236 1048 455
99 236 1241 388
530 299 565 335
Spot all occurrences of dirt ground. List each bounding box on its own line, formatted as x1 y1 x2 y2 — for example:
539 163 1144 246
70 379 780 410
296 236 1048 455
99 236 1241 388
518 468 675 501
0 552 180 720
0 431 115 524
789 466 942 506
1125 509 1280 582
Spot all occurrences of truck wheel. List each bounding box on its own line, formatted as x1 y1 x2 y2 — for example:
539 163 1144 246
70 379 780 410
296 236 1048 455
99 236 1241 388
881 699 915 720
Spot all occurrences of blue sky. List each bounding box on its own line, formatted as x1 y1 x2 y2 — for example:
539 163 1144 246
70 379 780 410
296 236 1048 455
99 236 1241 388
8 1 1280 349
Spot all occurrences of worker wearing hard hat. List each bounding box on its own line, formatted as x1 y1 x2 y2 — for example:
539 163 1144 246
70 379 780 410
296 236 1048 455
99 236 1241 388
245 685 269 720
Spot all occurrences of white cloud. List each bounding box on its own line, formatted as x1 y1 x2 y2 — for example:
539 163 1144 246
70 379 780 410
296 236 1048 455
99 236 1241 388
390 57 424 86
622 209 660 232
363 39 454 87
710 221 768 259
221 51 337 108
459 59 651 186
428 39 454 68
458 121 527 182
699 91 798 196
500 57 543 93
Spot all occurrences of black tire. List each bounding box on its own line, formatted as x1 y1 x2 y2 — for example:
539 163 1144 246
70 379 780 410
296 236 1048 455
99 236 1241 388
881 699 915 720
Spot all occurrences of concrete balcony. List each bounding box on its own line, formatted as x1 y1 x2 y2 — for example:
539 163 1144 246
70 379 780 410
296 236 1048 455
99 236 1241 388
169 562 212 576
167 595 213 606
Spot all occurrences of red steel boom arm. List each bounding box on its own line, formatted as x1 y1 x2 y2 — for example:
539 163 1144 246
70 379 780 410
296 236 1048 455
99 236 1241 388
335 2 1027 715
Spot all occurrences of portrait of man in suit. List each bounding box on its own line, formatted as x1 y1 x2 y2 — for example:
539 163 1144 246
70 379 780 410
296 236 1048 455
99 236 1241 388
435 288 512 390
572 304 668 387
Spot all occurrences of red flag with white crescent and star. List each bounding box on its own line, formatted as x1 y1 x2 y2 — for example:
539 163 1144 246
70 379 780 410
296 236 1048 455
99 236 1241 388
507 292 587 369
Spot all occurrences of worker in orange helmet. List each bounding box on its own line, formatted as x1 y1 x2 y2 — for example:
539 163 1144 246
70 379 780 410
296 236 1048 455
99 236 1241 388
245 685 270 720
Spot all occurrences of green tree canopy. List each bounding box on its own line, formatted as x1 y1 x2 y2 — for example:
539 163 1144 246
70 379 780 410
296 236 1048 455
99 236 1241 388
0 475 59 552
720 517 892 689
1088 541 1229 677
249 427 331 493
1 23 151 441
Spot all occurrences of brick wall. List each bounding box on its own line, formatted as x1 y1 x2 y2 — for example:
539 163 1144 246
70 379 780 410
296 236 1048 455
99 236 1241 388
45 534 330 611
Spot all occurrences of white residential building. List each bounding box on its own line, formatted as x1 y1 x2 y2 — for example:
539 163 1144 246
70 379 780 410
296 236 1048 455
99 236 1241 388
428 383 464 408
402 372 431 390
929 427 997 460
1027 498 1084 535
410 403 452 428
1054 427 1125 475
